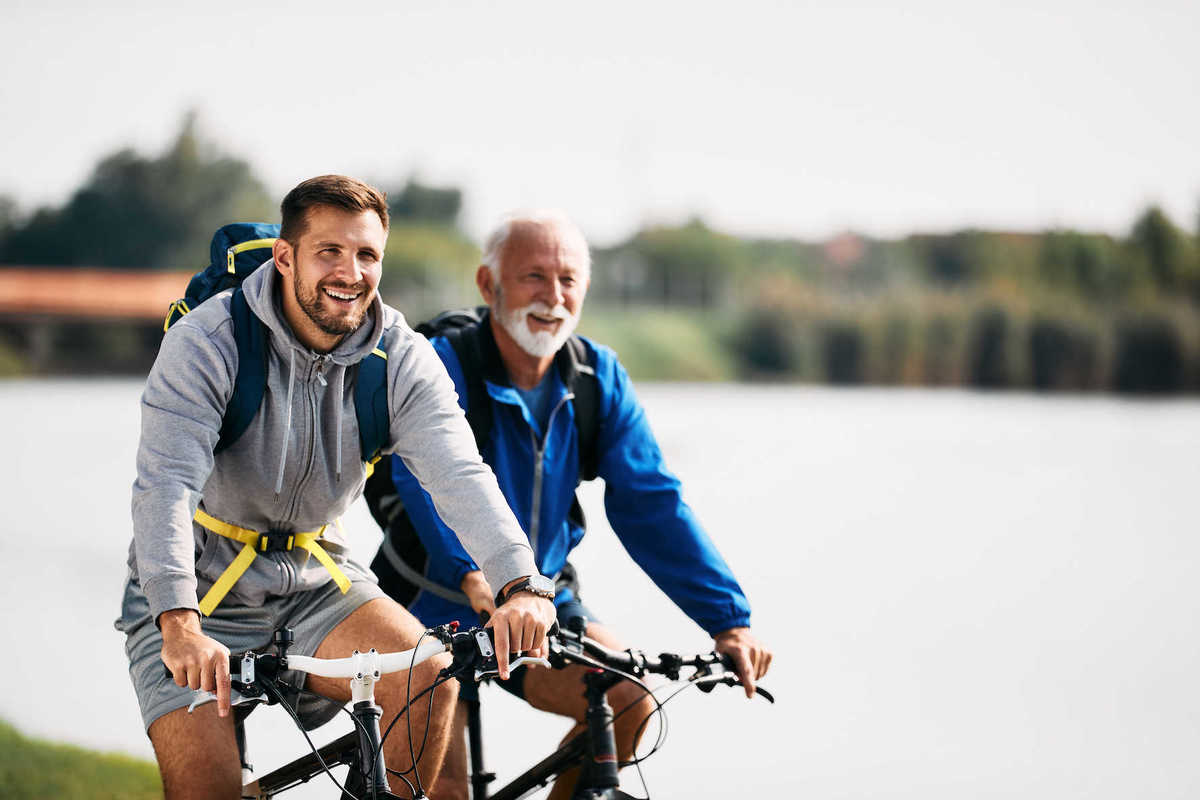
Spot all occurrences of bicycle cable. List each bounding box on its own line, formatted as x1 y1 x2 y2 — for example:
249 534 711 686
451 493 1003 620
273 677 388 799
408 629 429 795
618 671 745 798
262 678 366 800
384 673 455 783
563 647 747 798
555 649 669 796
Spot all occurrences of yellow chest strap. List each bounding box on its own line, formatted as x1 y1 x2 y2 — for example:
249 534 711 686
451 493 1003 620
193 508 352 616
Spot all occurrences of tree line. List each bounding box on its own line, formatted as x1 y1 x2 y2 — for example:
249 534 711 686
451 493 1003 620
2 114 1197 391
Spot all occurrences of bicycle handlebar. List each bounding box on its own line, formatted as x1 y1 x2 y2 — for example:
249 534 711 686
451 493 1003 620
164 621 771 708
284 640 449 679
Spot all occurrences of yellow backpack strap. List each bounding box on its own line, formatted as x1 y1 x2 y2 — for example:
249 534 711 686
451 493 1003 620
193 509 350 616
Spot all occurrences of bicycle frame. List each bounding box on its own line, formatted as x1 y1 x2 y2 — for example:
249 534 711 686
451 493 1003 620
470 668 637 800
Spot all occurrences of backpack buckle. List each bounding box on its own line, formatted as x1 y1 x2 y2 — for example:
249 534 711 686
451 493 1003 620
257 529 295 552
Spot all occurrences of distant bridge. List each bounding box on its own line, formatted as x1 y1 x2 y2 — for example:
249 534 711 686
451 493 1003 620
0 267 192 372
0 267 191 321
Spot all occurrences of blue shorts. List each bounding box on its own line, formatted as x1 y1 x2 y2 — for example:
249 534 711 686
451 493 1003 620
458 596 597 703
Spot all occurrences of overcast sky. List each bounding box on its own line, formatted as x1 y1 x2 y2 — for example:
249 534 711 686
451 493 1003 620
3 0 1198 245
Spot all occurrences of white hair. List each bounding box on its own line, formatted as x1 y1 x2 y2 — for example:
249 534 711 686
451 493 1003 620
480 210 592 278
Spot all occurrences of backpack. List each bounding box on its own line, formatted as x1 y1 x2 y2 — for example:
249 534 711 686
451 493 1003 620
163 222 390 464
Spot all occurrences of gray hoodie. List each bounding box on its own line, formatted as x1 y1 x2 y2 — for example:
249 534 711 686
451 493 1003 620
129 261 536 621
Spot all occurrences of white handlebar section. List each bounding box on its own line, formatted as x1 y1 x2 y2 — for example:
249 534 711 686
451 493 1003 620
285 640 448 679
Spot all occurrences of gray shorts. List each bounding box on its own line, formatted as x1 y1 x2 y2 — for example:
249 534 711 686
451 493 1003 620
116 575 384 733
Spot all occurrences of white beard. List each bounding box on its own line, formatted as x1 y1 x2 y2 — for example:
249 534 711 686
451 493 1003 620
497 298 579 358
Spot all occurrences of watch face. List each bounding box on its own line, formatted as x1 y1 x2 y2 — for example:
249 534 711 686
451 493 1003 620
529 575 555 595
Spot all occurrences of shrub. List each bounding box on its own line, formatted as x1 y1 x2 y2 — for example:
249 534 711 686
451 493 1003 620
1112 313 1186 393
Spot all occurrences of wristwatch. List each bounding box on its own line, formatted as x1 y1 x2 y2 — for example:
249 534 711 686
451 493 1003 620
497 574 556 605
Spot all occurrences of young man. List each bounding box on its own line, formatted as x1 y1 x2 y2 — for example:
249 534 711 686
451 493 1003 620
116 176 555 800
370 211 773 799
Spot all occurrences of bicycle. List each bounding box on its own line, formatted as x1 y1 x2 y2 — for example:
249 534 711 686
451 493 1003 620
460 617 775 799
180 620 773 799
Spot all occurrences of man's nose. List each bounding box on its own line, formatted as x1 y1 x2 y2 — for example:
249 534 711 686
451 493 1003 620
334 254 365 284
547 278 566 308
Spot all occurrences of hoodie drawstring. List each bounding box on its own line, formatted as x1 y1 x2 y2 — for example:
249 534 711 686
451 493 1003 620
331 366 345 483
274 348 296 497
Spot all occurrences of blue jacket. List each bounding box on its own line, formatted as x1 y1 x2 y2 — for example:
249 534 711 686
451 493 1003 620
390 333 752 637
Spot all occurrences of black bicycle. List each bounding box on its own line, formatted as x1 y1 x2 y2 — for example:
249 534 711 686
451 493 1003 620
459 617 775 800
188 621 772 799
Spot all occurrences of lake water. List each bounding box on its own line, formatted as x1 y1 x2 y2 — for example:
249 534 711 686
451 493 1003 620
1 379 1198 798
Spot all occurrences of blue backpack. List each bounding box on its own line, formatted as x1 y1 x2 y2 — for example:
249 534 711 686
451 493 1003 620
164 223 390 465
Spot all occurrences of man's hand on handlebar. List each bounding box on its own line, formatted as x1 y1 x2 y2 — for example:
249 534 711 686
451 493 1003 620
485 577 556 680
159 608 232 717
713 627 773 699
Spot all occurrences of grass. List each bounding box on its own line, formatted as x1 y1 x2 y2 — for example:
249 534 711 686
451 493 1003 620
0 719 161 799
577 306 737 382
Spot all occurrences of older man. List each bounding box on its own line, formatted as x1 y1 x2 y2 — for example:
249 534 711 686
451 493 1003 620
117 176 555 800
369 210 772 799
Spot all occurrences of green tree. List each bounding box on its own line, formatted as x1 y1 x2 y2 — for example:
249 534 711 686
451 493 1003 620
606 219 742 307
908 231 983 286
1038 230 1126 298
0 112 274 269
1129 206 1188 292
0 195 16 240
387 179 462 226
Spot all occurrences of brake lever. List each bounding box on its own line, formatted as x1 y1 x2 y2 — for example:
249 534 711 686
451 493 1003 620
474 655 551 682
692 670 776 704
186 686 267 713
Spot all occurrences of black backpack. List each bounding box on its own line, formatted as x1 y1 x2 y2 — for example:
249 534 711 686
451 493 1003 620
363 307 600 604
414 306 600 480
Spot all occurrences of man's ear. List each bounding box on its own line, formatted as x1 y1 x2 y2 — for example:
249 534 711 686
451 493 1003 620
273 238 294 277
476 264 496 305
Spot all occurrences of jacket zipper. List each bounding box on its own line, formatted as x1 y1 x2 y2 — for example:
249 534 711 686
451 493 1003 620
285 354 326 521
529 391 573 558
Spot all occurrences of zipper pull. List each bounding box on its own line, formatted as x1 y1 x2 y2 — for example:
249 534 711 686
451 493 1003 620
315 356 328 387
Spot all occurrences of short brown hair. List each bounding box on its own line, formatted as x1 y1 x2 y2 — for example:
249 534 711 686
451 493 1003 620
280 175 390 243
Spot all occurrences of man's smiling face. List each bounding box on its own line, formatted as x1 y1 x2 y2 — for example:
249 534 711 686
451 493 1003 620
275 204 385 352
490 220 590 359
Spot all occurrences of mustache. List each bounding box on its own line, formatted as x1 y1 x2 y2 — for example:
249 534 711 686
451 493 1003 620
524 302 572 320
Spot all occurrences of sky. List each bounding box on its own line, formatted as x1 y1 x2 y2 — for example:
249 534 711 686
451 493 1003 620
2 0 1198 246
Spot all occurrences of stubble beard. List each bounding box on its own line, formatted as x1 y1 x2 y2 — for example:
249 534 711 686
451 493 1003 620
294 270 371 338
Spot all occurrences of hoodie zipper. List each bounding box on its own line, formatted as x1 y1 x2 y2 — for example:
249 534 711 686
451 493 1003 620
528 391 573 558
285 353 327 521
